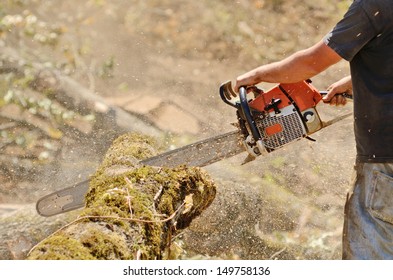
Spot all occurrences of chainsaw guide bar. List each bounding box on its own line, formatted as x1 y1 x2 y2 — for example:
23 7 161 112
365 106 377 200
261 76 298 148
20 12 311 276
36 80 352 217
36 130 244 217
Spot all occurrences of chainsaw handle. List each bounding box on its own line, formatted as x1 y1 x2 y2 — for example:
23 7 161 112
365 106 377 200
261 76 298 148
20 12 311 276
239 86 262 143
319 91 353 100
219 81 237 108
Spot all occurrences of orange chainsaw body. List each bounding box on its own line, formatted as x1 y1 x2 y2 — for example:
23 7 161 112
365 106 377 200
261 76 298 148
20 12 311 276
249 80 322 113
248 80 324 141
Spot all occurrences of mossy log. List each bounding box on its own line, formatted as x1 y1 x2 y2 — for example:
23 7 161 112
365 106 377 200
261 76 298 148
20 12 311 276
27 133 216 260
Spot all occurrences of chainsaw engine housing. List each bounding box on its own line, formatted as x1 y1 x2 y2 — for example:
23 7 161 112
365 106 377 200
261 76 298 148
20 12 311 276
220 80 323 158
249 80 322 152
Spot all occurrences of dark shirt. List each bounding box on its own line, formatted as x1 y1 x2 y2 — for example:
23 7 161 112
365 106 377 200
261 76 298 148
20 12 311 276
324 0 393 162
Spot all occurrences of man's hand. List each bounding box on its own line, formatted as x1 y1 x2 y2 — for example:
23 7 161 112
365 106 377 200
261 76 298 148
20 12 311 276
323 75 353 106
234 71 260 93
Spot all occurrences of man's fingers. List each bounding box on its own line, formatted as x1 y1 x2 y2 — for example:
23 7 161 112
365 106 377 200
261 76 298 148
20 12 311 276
325 94 347 106
322 89 337 102
336 95 347 106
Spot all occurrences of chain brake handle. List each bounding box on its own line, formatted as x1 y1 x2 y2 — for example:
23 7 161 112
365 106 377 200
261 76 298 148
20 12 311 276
219 80 266 157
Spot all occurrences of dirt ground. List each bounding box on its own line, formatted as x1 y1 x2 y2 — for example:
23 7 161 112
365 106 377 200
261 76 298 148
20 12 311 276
0 0 355 259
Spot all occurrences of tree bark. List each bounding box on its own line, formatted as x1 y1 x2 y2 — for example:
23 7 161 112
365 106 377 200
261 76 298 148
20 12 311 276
27 133 216 260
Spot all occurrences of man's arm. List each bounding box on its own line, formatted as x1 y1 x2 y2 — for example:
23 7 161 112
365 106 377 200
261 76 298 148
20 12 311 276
234 40 342 92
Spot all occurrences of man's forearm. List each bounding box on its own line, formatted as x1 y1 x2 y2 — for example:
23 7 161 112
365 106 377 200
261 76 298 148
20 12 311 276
240 51 323 84
235 40 342 91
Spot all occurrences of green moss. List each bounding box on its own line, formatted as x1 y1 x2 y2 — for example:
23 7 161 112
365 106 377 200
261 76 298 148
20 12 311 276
27 234 95 260
84 162 215 259
98 133 157 171
78 225 132 260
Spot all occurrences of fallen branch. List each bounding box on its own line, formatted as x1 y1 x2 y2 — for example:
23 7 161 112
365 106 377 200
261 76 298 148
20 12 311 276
0 46 161 138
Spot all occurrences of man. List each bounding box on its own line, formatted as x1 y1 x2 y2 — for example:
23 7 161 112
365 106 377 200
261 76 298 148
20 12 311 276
234 0 393 259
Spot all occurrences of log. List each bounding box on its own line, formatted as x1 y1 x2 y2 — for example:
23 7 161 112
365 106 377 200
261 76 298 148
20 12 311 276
27 133 216 260
0 204 78 260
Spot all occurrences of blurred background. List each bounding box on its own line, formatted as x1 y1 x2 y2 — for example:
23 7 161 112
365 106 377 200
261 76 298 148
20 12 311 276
0 0 355 260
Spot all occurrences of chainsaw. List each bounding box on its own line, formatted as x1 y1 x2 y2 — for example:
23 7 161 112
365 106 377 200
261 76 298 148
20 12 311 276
36 79 352 217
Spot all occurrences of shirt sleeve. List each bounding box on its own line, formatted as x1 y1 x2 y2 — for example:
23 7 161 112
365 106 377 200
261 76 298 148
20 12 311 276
324 0 377 61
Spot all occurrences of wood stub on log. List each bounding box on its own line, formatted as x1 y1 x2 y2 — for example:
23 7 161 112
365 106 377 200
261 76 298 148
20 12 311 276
27 133 216 260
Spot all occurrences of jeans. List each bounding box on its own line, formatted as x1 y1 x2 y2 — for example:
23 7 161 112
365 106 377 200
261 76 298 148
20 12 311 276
343 162 393 259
